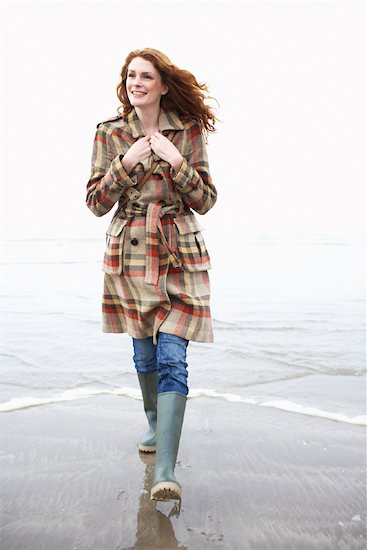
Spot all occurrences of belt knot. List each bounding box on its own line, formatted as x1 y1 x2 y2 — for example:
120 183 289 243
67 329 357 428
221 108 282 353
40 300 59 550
145 203 181 285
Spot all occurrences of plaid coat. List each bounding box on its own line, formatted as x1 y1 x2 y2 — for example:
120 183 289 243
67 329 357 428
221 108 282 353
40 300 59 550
86 107 217 343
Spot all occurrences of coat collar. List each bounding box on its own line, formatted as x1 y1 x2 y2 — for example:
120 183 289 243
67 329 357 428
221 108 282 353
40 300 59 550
126 107 184 138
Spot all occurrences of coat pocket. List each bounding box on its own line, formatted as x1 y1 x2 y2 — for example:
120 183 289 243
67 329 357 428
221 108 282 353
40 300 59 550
102 217 128 275
173 216 211 272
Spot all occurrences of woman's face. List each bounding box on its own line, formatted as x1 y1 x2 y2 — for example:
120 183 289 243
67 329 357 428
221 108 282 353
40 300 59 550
126 57 168 110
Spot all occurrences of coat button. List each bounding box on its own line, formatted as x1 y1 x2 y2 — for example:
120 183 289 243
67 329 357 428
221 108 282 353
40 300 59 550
131 238 138 246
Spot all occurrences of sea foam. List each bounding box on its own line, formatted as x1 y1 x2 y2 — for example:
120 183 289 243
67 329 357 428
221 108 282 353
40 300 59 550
1 387 365 426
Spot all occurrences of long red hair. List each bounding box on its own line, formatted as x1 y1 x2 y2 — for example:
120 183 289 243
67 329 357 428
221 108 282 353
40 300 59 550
116 48 218 133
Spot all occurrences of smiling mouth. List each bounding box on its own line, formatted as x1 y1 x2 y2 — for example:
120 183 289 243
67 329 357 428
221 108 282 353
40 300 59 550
132 91 146 96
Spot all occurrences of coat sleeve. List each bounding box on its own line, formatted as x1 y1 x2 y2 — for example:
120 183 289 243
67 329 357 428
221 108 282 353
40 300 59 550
169 123 217 215
86 124 138 217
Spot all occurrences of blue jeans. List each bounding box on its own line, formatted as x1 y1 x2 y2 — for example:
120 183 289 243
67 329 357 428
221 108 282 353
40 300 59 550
132 332 189 396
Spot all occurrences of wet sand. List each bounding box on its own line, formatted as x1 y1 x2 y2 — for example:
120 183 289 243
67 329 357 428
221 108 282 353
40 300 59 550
0 396 366 550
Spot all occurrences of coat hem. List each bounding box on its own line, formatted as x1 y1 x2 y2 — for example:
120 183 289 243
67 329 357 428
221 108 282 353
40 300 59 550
102 326 214 343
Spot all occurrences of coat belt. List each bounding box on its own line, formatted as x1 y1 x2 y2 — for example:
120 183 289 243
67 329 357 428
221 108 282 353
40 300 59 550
145 203 182 285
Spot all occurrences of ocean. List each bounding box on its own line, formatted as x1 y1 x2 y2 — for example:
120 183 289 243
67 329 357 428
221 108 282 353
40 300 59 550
0 235 365 426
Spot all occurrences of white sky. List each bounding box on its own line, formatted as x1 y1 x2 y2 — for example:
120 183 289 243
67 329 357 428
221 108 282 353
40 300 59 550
1 0 365 240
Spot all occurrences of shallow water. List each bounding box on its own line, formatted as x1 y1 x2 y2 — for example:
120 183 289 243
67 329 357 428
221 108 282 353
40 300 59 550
0 236 365 424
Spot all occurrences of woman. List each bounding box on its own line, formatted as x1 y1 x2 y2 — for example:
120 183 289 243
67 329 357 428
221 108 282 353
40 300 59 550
86 48 217 501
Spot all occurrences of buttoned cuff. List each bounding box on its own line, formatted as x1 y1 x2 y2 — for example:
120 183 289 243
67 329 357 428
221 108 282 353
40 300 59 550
170 157 198 194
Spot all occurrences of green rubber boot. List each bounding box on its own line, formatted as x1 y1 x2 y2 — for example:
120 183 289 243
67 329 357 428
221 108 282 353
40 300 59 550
150 392 187 500
137 372 158 453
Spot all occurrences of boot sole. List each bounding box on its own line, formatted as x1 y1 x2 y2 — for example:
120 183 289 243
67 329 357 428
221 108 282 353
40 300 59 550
138 443 156 453
150 481 181 500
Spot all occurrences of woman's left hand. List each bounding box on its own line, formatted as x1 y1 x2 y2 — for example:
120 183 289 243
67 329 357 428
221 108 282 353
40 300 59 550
149 132 183 172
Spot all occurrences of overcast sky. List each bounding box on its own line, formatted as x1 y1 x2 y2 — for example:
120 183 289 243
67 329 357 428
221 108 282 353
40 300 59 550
1 0 365 240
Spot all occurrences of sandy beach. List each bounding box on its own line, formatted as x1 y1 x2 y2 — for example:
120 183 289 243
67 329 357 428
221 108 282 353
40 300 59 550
2 0 366 545
0 395 365 550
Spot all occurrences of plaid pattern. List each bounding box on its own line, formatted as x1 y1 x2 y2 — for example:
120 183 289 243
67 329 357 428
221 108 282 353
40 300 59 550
103 267 213 344
145 203 181 285
86 107 217 343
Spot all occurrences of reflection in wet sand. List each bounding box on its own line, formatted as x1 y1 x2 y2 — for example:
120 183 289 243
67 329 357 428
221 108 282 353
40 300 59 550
118 453 187 550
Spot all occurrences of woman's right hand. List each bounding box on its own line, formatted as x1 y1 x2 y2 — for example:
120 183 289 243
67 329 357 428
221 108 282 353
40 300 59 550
121 136 152 174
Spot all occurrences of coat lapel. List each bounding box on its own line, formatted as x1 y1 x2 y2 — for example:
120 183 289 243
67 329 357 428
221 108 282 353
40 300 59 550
125 107 184 138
